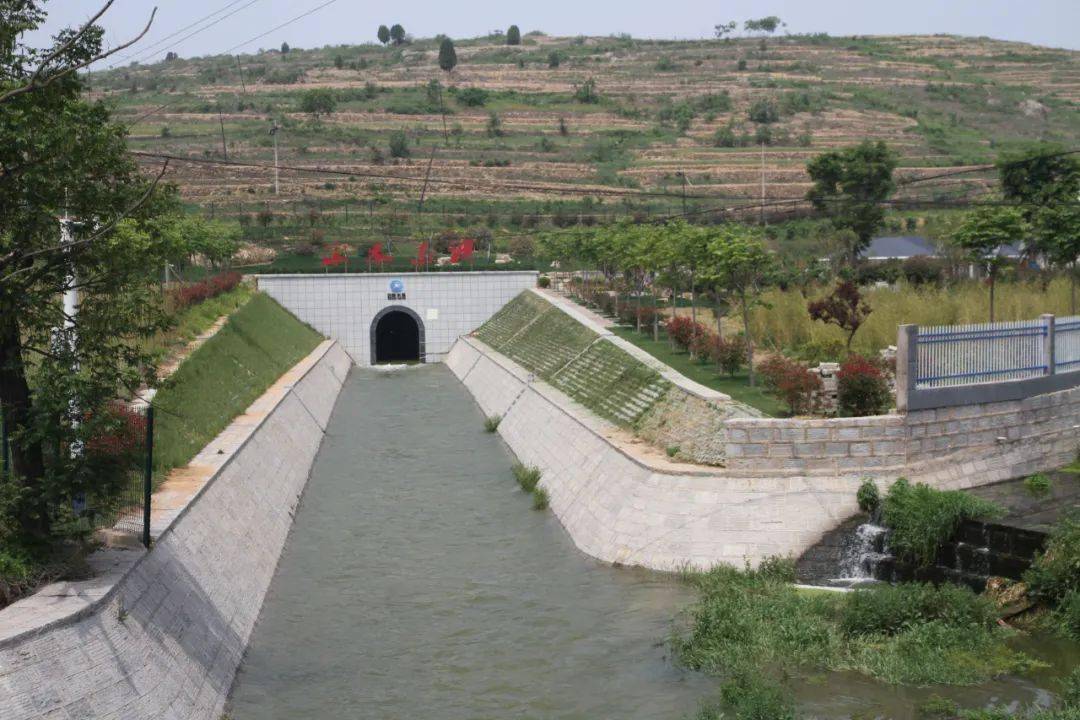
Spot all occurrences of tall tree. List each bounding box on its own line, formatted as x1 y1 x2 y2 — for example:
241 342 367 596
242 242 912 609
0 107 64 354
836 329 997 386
806 140 897 266
438 37 457 73
998 145 1080 222
706 227 775 386
389 24 406 46
1034 204 1080 314
0 3 177 541
300 88 337 119
952 207 1027 322
280 41 290 54
506 25 522 45
377 24 390 45
714 21 738 40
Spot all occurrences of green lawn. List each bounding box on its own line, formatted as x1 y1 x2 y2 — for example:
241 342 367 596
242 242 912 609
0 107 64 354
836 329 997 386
151 293 323 479
610 326 786 417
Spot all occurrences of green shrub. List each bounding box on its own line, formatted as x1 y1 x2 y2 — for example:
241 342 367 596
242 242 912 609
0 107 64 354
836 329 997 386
918 695 960 719
512 462 541 492
748 98 779 124
537 276 551 288
1024 472 1052 497
880 478 1003 567
840 583 997 638
483 415 501 432
456 87 489 107
531 485 550 510
1025 514 1080 604
388 130 409 158
857 478 880 514
1062 665 1080 709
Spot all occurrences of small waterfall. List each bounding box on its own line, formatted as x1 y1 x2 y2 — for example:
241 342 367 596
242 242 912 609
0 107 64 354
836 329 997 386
833 523 890 585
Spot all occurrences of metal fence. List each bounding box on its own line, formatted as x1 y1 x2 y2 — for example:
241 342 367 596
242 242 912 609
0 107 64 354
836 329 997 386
1054 315 1080 372
0 404 153 547
915 318 1051 389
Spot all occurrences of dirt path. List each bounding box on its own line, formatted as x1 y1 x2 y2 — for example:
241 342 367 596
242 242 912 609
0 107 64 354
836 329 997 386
154 315 230 381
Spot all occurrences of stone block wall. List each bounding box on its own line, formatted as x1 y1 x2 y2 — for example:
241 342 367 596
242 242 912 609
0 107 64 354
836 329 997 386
0 342 352 720
724 415 908 476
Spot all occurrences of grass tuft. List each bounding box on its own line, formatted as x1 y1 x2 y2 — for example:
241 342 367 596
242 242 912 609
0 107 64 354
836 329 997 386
483 415 502 432
531 485 550 510
512 462 542 492
1024 472 1052 497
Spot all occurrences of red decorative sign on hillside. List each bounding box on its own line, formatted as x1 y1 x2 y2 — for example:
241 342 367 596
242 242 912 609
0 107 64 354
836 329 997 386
367 242 392 271
449 238 475 264
411 241 437 269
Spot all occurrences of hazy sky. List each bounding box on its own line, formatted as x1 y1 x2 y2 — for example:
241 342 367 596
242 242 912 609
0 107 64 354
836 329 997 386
24 0 1080 65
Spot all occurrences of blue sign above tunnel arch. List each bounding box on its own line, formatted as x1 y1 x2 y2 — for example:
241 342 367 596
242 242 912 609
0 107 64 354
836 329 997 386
370 305 425 363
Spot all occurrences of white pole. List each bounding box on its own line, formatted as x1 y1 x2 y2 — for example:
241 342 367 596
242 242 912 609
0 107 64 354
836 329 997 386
59 216 83 468
270 122 280 195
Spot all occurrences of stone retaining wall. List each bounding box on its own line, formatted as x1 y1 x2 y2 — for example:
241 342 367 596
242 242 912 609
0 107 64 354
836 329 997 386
448 334 1080 572
0 341 352 720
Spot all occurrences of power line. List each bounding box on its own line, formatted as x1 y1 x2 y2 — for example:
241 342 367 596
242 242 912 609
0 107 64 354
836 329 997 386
129 150 723 201
111 0 259 66
222 0 341 56
126 0 263 65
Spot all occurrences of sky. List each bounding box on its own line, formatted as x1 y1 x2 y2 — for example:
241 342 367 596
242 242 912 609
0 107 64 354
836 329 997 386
23 0 1080 66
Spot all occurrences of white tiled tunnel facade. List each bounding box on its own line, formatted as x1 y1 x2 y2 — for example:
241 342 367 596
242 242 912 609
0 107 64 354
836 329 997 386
256 271 538 365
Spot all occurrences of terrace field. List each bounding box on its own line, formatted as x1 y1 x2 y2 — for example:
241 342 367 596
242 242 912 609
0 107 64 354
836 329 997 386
92 30 1080 258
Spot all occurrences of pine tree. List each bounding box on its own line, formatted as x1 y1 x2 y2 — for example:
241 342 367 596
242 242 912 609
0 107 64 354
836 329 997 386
438 37 457 73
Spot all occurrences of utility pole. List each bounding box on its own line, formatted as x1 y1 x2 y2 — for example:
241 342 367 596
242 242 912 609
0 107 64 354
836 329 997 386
269 121 281 195
217 106 228 160
760 141 766 226
235 55 247 94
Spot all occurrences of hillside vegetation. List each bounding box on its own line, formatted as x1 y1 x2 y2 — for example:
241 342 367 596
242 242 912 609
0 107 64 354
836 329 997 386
93 31 1080 256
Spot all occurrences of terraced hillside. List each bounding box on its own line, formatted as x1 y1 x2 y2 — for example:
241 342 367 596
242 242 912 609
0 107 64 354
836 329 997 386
94 31 1080 249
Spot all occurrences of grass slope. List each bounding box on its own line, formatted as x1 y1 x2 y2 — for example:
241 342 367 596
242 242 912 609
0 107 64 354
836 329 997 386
151 292 323 476
610 326 785 416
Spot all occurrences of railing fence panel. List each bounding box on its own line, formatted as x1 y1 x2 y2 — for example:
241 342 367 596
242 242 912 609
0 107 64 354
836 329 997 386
915 318 1048 389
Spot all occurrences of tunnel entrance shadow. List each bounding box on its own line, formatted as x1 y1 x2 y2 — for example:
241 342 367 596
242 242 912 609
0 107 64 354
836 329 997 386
371 306 425 363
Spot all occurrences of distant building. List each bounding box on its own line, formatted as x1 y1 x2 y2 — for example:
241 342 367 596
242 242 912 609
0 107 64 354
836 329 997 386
859 235 1024 262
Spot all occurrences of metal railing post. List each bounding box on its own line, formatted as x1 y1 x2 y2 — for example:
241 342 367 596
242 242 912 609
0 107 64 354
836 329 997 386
1042 314 1056 375
143 405 154 548
896 324 918 413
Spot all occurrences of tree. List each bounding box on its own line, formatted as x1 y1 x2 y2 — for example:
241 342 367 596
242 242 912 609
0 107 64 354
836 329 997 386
548 51 561 68
1 4 178 542
806 140 897 266
438 37 457 73
952 207 1027 322
706 227 775 386
299 88 337 119
506 25 522 45
389 24 406 46
1034 204 1080 314
744 16 783 35
388 129 410 158
714 21 737 40
280 41 290 54
377 25 390 45
807 280 872 351
998 145 1080 222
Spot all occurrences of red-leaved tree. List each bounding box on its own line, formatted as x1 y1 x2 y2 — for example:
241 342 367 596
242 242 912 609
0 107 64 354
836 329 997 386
807 280 872 351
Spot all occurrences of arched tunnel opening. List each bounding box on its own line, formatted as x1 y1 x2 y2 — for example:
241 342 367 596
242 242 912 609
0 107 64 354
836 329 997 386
372 309 422 363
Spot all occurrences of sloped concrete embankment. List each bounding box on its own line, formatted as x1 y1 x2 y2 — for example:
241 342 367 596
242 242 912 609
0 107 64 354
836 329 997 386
0 341 351 720
448 333 1080 572
447 336 852 571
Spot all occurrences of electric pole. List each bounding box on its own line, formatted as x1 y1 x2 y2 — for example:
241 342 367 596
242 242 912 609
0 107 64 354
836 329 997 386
760 141 766 226
269 120 280 195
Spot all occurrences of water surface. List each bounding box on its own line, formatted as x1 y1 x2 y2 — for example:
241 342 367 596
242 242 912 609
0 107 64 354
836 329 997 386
228 365 712 719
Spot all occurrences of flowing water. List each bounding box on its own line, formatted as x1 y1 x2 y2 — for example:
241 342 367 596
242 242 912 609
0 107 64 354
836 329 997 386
227 366 714 719
228 365 1078 719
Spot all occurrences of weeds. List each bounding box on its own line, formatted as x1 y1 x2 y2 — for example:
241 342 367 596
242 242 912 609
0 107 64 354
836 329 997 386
512 462 541 492
483 415 502 432
880 478 1003 567
1024 472 1052 497
531 486 550 510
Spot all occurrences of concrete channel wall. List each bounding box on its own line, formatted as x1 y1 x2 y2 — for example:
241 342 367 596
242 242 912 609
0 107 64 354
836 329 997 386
0 341 352 720
448 334 1080 571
